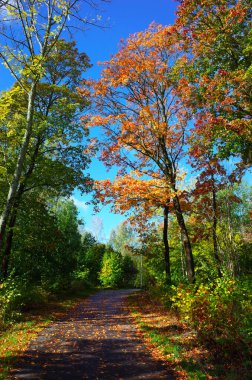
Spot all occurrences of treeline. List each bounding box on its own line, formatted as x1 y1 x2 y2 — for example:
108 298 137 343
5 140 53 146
0 195 138 325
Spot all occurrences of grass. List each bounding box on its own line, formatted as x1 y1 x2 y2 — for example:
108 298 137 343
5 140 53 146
128 291 251 380
0 287 96 379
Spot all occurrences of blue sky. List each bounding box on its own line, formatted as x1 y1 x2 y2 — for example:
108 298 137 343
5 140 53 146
78 0 178 79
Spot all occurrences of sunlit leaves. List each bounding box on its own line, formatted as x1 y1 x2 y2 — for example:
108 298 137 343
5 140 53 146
175 0 252 164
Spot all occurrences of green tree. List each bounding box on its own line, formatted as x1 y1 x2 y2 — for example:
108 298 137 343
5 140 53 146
0 39 92 277
0 0 105 258
99 249 124 288
108 222 137 256
7 196 81 289
122 254 137 288
8 193 62 285
80 242 106 286
217 182 252 276
51 199 82 287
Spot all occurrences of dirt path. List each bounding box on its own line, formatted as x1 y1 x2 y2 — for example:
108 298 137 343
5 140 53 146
10 290 174 380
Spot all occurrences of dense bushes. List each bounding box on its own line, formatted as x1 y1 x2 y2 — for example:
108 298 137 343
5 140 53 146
171 277 251 347
0 276 49 326
144 275 251 354
159 277 252 355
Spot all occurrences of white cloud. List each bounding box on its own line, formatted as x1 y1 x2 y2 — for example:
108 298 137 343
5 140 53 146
71 196 88 212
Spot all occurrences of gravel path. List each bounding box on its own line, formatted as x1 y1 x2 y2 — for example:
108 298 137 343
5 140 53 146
11 289 174 379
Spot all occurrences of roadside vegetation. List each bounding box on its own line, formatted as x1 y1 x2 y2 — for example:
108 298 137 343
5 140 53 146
128 291 251 380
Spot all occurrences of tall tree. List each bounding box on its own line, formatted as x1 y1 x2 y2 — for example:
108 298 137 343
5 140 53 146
189 144 228 278
0 39 92 277
85 24 195 281
0 0 106 253
108 221 137 256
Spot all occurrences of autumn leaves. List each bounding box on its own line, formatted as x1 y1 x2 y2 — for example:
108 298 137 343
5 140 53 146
79 1 251 283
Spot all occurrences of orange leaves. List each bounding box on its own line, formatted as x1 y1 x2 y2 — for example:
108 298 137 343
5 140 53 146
95 176 168 205
173 0 252 166
86 23 180 95
87 114 126 129
79 22 189 174
176 0 249 46
93 174 192 234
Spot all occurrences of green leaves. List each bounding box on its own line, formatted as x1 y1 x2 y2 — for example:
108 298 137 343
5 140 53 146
99 250 124 288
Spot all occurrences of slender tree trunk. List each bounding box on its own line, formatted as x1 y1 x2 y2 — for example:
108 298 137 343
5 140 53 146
1 135 41 278
226 195 237 277
173 194 195 282
0 82 36 253
1 185 24 278
211 176 222 277
2 206 18 279
163 205 171 284
180 231 186 278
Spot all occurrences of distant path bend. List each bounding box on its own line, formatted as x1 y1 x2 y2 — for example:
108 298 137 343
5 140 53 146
11 289 174 379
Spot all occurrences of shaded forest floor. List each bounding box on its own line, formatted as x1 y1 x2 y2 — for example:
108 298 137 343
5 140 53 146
0 288 95 379
128 292 251 380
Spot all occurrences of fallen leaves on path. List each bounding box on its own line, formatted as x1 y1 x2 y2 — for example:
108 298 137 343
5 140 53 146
8 290 174 379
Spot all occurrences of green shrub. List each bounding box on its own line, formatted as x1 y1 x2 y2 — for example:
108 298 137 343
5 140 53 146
0 277 23 324
73 269 90 282
0 276 49 326
172 277 251 346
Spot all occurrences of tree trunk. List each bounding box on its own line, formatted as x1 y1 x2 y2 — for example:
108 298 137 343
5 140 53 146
173 194 195 282
226 194 238 277
180 232 186 278
1 134 41 278
211 177 222 278
0 82 36 253
163 205 171 284
2 206 18 279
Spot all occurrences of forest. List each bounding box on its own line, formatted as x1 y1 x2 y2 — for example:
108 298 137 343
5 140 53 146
0 0 251 379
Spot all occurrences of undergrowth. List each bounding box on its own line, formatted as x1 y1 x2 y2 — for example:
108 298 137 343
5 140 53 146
128 290 251 380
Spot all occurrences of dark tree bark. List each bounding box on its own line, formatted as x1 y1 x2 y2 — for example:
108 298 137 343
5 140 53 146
163 205 171 284
2 206 18 279
211 174 222 278
173 194 195 282
1 136 41 278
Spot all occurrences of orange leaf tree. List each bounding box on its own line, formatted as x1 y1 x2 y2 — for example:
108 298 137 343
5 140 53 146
175 0 252 166
84 23 195 281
